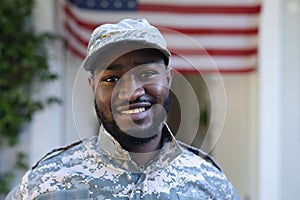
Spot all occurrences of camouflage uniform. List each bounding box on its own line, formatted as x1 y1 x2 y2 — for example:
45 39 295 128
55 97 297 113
6 124 239 200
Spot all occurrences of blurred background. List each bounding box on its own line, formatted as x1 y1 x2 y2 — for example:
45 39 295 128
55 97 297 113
0 0 299 199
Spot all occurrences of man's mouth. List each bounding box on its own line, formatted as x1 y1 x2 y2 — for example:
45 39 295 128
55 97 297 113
116 102 152 118
121 107 146 115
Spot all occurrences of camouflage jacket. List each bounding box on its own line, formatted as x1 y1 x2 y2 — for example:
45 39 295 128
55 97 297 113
6 124 240 200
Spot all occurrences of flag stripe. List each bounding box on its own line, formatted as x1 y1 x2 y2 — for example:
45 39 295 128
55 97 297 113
138 4 261 14
170 55 257 69
166 34 258 49
174 67 257 74
139 0 261 7
171 48 257 56
162 27 259 35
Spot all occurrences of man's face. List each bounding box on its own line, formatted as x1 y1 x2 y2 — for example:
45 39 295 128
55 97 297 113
89 49 172 148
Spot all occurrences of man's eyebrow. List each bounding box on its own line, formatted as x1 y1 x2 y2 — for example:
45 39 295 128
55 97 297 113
104 64 123 71
104 60 162 71
133 60 162 67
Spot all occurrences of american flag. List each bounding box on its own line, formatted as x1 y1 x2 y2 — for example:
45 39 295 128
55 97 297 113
62 0 261 73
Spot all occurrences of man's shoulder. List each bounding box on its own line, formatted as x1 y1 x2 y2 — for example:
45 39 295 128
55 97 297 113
31 140 83 169
5 138 98 200
177 140 222 172
31 136 97 171
175 141 240 199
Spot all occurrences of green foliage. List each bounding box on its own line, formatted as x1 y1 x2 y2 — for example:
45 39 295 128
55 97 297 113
0 152 28 195
0 0 58 146
0 0 60 195
0 172 14 195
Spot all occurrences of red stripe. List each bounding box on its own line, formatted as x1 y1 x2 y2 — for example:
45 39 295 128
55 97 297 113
171 48 257 56
138 4 261 14
64 5 259 36
65 40 86 58
174 67 257 74
161 27 258 35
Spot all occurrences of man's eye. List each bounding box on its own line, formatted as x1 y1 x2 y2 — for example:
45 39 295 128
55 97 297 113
103 76 119 83
140 71 157 78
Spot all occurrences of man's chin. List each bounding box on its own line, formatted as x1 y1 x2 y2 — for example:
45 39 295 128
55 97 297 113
118 125 160 139
106 125 160 150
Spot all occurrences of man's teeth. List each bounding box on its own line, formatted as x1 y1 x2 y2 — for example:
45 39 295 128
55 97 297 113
121 107 146 114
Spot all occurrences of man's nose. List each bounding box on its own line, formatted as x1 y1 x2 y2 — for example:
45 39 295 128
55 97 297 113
117 75 145 101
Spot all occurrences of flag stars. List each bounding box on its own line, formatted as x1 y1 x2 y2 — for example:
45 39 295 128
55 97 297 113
114 0 123 9
127 0 136 9
100 0 109 8
87 0 96 7
75 0 82 5
71 0 137 10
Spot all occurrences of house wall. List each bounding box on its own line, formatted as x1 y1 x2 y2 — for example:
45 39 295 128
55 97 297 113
259 0 300 199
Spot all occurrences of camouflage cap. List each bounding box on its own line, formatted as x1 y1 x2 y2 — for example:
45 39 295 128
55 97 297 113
82 18 171 72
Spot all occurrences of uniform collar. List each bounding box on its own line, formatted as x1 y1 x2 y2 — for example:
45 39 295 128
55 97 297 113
98 125 132 160
96 123 183 172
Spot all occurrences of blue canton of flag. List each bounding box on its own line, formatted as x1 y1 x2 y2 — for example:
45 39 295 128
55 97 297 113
67 0 137 11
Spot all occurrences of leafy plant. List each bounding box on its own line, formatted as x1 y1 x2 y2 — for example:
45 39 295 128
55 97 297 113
0 0 60 195
0 0 58 145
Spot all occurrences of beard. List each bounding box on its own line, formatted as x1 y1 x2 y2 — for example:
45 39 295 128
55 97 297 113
94 93 172 151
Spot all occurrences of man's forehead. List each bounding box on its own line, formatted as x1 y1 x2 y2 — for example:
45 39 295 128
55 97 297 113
104 60 164 71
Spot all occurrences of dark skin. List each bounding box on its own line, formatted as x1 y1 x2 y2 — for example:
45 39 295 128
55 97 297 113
88 49 172 162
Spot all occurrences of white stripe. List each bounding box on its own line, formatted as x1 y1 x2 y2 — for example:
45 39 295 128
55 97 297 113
170 55 257 70
165 35 258 49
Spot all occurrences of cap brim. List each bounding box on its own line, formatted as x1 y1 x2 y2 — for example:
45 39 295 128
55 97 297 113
82 40 171 72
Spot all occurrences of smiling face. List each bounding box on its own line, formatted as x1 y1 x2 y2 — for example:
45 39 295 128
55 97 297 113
89 49 172 149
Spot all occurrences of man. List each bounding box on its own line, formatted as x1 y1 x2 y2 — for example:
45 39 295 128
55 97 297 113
7 19 239 199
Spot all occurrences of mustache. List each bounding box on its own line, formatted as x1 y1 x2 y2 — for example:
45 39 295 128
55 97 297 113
113 97 157 109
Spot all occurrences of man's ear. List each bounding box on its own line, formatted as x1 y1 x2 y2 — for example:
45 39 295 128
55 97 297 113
166 66 173 87
88 76 95 92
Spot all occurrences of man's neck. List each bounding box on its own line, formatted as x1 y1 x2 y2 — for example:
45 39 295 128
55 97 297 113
128 131 163 166
101 124 165 166
127 130 163 153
